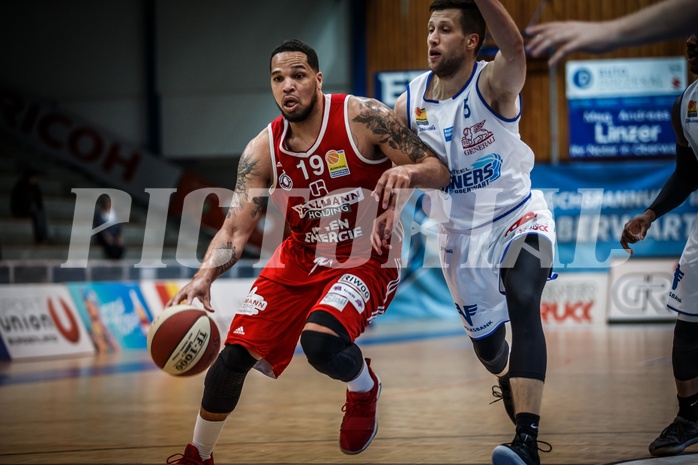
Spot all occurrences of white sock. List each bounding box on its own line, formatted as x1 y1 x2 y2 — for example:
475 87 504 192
347 360 374 393
192 413 227 460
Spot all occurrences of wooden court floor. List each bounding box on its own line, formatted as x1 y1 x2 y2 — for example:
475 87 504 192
1 320 697 465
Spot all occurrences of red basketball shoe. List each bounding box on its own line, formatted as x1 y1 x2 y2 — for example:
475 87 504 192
166 444 214 465
339 358 382 454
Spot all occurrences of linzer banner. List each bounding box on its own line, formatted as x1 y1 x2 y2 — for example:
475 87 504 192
565 57 686 159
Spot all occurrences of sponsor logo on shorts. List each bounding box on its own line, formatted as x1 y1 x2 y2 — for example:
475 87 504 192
238 287 267 315
506 212 554 238
455 303 495 334
455 303 478 326
672 263 684 290
469 320 494 333
327 283 366 313
669 263 685 305
320 293 349 311
338 274 371 302
506 212 538 236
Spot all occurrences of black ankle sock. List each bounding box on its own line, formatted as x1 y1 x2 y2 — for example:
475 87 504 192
515 412 540 439
678 393 698 421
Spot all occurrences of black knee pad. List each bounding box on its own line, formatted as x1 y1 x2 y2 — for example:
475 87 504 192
306 310 351 343
673 320 698 381
201 344 256 414
300 330 363 382
472 325 509 375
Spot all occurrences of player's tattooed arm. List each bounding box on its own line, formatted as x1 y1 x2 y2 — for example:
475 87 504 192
352 97 428 162
210 240 238 277
227 149 268 219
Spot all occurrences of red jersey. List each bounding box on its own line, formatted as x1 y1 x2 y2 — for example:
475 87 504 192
226 94 403 376
262 94 394 281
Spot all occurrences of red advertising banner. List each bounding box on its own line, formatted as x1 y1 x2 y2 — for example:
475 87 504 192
541 272 608 326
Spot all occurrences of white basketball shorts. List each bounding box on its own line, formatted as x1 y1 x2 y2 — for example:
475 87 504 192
667 211 698 321
437 190 556 339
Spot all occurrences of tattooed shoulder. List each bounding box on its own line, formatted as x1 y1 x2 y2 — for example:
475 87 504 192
351 97 426 162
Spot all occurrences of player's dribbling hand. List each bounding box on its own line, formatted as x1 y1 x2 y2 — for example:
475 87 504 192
166 277 216 312
619 211 655 255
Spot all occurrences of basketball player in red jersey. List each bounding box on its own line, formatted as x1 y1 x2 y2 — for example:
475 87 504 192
165 39 450 464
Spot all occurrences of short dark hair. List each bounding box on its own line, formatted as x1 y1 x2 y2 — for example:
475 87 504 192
269 39 319 73
429 0 487 56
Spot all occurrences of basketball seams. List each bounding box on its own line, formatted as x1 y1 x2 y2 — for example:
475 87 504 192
149 311 204 367
147 305 220 376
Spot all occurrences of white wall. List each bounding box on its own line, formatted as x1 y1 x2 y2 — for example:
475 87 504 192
1 0 352 159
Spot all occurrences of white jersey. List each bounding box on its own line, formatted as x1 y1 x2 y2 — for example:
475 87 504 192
406 61 535 231
680 79 698 160
669 79 698 320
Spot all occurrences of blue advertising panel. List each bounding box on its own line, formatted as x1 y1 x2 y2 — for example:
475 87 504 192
530 161 698 270
566 58 686 158
67 282 153 352
374 70 424 107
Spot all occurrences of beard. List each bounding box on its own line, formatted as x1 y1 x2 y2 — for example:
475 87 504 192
278 90 318 123
430 52 467 79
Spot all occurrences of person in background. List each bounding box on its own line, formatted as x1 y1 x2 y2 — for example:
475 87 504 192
10 167 49 244
620 34 698 458
388 1 557 464
526 0 698 66
93 195 125 259
165 38 449 465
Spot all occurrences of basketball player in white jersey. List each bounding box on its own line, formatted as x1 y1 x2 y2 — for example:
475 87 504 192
621 34 698 457
390 1 556 464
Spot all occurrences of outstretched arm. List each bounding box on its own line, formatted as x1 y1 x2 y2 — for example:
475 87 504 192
527 0 698 66
168 133 271 311
474 0 526 118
